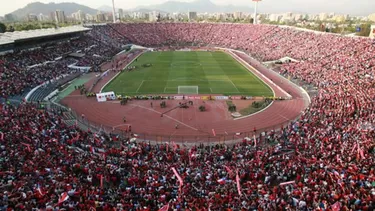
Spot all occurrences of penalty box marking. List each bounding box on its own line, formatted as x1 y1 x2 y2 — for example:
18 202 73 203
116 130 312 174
135 80 145 93
136 80 243 94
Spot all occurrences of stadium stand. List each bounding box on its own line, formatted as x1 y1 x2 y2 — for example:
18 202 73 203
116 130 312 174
0 23 374 210
0 28 120 99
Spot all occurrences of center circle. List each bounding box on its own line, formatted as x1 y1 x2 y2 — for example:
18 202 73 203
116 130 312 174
170 61 202 68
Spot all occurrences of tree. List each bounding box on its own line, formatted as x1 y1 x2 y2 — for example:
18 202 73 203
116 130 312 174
0 22 6 33
357 23 371 37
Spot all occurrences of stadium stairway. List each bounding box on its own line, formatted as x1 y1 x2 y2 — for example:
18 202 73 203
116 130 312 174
64 119 90 132
107 24 131 44
28 72 82 102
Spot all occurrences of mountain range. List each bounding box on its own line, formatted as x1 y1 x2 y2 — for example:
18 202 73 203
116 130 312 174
8 0 252 19
10 2 99 18
133 0 252 13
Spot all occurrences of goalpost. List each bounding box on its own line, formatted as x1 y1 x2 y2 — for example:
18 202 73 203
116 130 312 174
178 86 199 94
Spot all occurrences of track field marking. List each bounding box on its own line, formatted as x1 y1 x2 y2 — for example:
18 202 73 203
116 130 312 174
112 123 132 129
134 104 198 131
279 115 290 121
136 80 145 93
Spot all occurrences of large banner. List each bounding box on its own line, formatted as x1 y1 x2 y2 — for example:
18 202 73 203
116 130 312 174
96 92 116 102
214 96 229 100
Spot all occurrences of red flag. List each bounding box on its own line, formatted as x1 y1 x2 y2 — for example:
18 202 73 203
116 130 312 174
188 149 193 165
212 129 216 137
224 165 233 175
331 202 341 211
158 203 169 211
359 148 365 159
100 153 106 161
21 142 31 152
171 167 183 188
100 175 104 189
356 142 364 160
23 135 32 142
74 133 80 141
90 146 95 154
351 143 357 154
58 192 69 204
279 181 295 186
253 135 257 147
36 184 44 196
236 170 242 196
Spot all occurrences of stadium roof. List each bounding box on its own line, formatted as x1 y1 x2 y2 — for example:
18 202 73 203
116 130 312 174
0 26 91 45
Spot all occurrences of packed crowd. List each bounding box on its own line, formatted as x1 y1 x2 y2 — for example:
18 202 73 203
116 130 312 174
0 34 120 99
0 23 375 210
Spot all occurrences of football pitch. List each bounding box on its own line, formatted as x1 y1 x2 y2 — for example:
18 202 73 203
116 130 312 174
103 51 273 96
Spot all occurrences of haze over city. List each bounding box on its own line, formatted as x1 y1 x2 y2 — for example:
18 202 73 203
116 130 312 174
1 0 374 16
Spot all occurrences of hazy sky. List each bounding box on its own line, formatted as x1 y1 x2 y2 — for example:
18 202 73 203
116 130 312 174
1 0 374 16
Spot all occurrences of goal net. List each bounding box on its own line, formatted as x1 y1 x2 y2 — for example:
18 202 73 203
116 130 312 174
178 86 199 94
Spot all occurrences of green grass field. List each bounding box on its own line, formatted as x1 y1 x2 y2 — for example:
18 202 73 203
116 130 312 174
103 51 273 96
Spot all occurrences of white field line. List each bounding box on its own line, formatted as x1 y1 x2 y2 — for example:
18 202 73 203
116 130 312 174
225 51 276 98
210 50 241 94
234 101 275 121
136 80 145 93
100 52 145 93
227 78 241 93
224 49 292 99
135 104 198 131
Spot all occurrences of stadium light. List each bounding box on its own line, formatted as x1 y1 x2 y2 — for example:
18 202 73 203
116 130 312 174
252 0 262 24
112 0 116 23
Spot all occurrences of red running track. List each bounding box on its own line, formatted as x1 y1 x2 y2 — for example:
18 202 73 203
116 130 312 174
60 50 308 142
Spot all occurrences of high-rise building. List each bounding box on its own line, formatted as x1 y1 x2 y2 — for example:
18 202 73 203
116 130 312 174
86 14 94 21
118 9 124 20
55 10 66 24
294 14 303 21
369 13 375 22
72 10 85 22
105 13 114 22
269 14 280 22
27 14 38 22
319 13 328 21
149 11 158 22
4 14 15 22
332 15 345 22
188 12 197 21
38 13 47 22
96 11 106 22
233 12 243 20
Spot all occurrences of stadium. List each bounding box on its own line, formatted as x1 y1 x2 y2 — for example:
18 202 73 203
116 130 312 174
0 22 374 211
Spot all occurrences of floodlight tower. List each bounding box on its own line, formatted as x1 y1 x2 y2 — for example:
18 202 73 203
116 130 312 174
112 0 116 23
253 0 262 24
